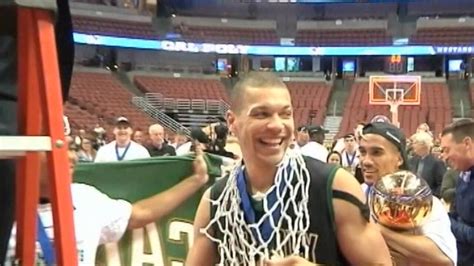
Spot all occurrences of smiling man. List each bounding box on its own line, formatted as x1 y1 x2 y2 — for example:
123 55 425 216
95 117 150 162
186 72 391 266
440 118 474 265
359 122 456 265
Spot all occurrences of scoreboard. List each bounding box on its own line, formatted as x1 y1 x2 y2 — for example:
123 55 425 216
385 55 406 74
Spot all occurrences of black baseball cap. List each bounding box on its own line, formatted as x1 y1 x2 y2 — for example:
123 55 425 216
115 116 131 127
307 125 329 135
362 122 409 170
297 125 309 132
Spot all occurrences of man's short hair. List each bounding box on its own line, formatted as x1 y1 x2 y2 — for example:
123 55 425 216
442 118 474 142
230 72 288 113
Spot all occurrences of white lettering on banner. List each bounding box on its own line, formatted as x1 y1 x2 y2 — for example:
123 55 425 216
174 41 187 52
102 221 194 265
131 223 165 265
161 40 249 54
104 243 122 265
168 220 194 266
202 43 216 53
161 40 175 51
169 221 194 250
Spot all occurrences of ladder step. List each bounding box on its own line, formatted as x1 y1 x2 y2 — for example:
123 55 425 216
0 136 52 158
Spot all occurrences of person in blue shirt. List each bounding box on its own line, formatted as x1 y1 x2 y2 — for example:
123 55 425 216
441 118 474 265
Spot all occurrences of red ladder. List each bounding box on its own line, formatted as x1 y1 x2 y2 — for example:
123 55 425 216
0 7 77 266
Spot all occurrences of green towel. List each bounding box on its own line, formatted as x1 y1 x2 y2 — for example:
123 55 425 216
73 154 223 265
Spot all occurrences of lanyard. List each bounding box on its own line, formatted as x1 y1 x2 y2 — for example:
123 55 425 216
115 142 131 161
37 214 55 266
345 151 356 167
236 168 283 244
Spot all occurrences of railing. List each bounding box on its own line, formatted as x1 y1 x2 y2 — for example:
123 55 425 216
219 100 230 114
132 96 190 136
145 93 164 108
144 92 230 115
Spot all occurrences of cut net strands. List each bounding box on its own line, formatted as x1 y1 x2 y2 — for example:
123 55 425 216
201 149 312 266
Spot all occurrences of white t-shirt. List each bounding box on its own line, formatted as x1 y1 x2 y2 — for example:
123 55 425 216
6 184 132 266
299 141 329 162
175 141 192 156
362 185 457 265
94 140 150 162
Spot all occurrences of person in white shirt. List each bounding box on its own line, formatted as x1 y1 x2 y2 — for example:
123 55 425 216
94 117 150 162
171 129 192 156
340 133 359 174
333 122 366 154
358 122 457 265
7 145 209 266
299 125 329 162
295 125 310 149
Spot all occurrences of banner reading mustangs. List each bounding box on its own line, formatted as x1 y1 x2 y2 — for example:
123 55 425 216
73 154 223 266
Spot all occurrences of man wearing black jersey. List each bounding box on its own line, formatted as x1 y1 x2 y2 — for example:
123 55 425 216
187 72 391 265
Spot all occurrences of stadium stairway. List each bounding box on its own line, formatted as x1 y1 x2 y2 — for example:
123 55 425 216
448 79 472 119
327 79 353 117
323 116 343 146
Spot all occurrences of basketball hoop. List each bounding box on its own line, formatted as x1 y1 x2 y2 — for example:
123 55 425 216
369 75 421 128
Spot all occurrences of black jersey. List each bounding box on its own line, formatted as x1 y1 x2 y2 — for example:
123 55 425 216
210 156 368 265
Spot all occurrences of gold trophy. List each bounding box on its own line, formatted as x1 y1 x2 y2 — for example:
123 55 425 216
369 171 433 265
369 170 433 230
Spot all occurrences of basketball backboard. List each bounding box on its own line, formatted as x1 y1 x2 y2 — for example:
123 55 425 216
369 75 421 105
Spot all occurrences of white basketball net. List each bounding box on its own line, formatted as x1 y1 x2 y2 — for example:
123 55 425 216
201 150 311 266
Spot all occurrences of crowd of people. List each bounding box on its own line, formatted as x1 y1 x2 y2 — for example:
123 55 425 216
3 72 474 265
63 72 472 265
64 116 240 164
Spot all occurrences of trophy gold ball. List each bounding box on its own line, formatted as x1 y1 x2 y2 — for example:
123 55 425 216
369 171 433 230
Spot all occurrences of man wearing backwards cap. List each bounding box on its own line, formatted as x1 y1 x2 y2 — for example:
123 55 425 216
300 125 329 162
359 122 457 265
95 117 150 162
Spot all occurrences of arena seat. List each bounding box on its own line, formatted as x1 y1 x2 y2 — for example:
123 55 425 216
286 82 332 127
134 76 229 102
68 72 155 133
296 29 392 46
339 82 452 138
73 16 155 39
410 27 474 45
174 25 279 45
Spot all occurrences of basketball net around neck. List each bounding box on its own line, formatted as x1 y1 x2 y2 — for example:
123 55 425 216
201 149 311 266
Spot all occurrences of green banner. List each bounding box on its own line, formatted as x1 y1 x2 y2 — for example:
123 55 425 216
73 154 223 266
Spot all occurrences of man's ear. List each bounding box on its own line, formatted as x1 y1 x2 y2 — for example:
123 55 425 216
226 110 236 133
397 154 403 167
463 136 473 150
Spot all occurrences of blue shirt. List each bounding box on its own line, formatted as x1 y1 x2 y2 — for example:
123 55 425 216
452 167 474 265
